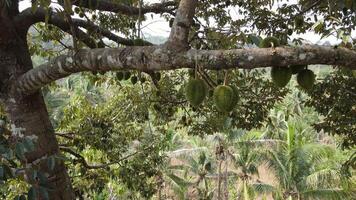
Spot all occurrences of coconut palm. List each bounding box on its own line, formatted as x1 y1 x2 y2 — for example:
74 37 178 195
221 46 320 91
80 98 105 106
253 124 352 200
230 143 262 200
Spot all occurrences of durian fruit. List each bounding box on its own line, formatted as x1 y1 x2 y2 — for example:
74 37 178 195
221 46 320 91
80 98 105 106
154 72 161 81
287 29 293 36
213 85 237 113
297 69 315 90
140 76 146 83
290 65 307 75
74 7 80 14
229 85 239 106
131 76 138 85
294 15 304 28
116 72 124 81
169 18 175 28
185 78 208 107
260 36 280 48
123 71 131 80
79 12 85 18
271 67 292 87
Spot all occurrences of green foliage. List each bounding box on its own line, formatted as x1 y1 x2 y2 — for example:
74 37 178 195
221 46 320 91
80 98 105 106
306 70 356 148
260 36 280 48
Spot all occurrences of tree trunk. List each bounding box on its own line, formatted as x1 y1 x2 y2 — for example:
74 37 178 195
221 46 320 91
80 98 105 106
0 17 75 199
217 160 222 200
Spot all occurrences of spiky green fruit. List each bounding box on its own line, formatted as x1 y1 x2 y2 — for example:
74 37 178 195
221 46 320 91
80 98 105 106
140 76 146 83
287 29 293 35
294 15 304 28
297 69 315 90
116 72 124 81
131 76 138 85
185 78 208 107
154 72 161 81
271 67 292 87
290 65 307 75
79 12 85 18
169 18 174 28
260 36 280 48
74 7 80 14
229 85 239 106
123 71 131 80
213 85 237 113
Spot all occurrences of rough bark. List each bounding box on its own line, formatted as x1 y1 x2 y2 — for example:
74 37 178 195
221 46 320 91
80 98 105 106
14 8 152 46
165 0 197 50
0 13 75 200
14 44 356 95
14 8 104 48
58 0 177 15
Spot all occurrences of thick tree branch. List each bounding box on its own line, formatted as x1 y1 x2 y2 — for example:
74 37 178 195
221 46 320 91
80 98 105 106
15 8 103 48
14 45 356 95
165 0 198 50
14 8 152 46
58 0 177 15
71 19 152 46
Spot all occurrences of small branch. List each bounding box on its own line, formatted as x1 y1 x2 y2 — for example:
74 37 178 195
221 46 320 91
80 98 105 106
14 8 152 46
60 145 153 170
55 132 75 140
15 8 102 48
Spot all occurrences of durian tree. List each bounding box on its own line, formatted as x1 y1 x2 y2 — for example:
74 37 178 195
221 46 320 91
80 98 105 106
0 0 356 199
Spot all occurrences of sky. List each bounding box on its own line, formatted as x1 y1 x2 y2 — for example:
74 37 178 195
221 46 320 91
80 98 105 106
18 0 355 45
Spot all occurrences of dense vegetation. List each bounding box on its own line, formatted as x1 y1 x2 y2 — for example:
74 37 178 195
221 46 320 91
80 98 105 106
0 0 355 199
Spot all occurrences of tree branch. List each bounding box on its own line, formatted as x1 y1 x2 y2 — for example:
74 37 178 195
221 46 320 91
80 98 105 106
58 0 177 15
14 8 152 46
15 8 103 48
60 145 153 170
14 45 356 95
71 19 152 46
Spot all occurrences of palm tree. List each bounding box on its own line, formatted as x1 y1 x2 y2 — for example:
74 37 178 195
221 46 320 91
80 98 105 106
253 124 352 200
229 142 262 200
161 134 215 200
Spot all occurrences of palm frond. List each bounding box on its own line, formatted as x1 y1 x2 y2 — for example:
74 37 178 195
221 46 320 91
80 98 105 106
304 168 340 189
250 182 277 194
302 188 351 200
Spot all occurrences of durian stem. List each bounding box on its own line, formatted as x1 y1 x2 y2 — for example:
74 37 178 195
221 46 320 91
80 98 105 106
195 54 198 79
198 70 215 88
223 70 228 85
